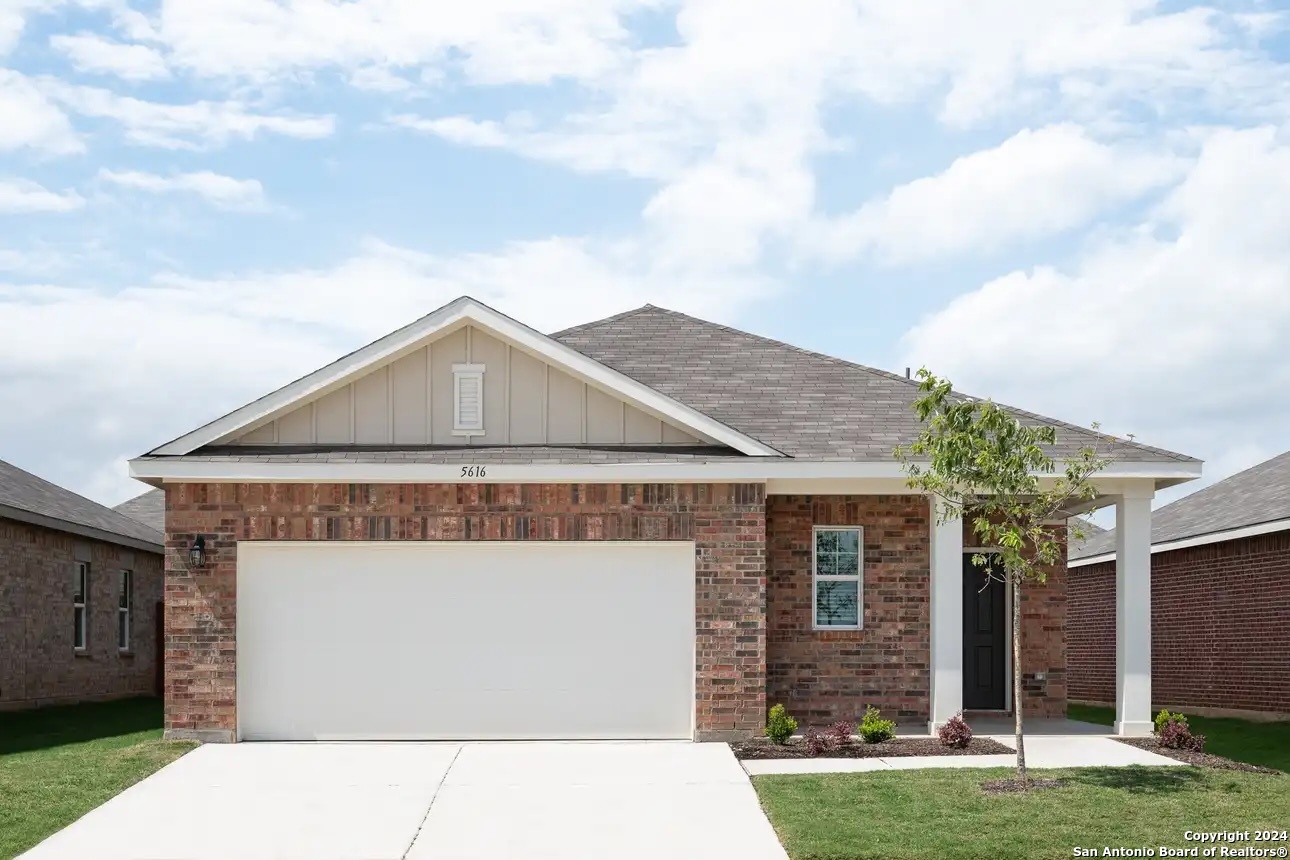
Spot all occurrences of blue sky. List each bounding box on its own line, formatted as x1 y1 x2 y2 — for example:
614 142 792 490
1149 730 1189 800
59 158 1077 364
2 0 1289 509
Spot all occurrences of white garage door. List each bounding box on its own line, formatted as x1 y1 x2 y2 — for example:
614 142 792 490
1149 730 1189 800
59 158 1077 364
236 541 696 741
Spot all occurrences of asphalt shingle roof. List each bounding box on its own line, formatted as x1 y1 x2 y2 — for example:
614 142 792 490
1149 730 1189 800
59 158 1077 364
113 489 165 534
1068 516 1108 557
0 459 164 549
553 306 1194 464
1071 450 1290 560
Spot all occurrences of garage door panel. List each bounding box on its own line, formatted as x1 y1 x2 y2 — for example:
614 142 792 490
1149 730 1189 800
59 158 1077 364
237 542 695 740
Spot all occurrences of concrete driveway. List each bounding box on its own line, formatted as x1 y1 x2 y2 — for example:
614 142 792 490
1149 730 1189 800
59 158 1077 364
21 742 788 860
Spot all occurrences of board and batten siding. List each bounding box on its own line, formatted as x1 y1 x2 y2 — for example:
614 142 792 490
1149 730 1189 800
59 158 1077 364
228 326 703 447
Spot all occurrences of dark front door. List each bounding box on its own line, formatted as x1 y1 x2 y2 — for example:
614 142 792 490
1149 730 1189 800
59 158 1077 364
963 555 1007 710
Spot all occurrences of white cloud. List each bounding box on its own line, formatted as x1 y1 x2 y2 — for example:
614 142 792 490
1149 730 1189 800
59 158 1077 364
900 125 1290 474
0 177 83 212
349 65 413 93
394 115 509 148
0 0 59 55
42 80 335 149
394 2 1286 273
50 31 170 81
809 124 1184 265
98 168 266 209
0 69 82 154
151 0 645 86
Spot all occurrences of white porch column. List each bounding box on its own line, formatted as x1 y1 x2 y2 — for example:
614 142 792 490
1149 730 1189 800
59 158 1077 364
928 497 964 734
1115 487 1155 736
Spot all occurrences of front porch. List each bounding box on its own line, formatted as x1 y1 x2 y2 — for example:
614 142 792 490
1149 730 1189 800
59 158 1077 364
928 483 1157 736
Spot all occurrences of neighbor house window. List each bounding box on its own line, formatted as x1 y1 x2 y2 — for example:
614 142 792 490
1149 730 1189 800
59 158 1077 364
813 527 862 629
117 570 132 651
73 561 89 650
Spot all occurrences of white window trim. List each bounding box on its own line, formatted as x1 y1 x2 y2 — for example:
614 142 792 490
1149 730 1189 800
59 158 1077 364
452 363 485 437
73 561 88 651
812 525 864 630
118 569 132 652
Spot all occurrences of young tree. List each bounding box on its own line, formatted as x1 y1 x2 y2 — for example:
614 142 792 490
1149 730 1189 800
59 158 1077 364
895 369 1109 787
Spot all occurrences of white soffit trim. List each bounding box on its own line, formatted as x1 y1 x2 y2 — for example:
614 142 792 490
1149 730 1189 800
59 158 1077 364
146 297 782 458
130 458 1202 485
1069 516 1290 567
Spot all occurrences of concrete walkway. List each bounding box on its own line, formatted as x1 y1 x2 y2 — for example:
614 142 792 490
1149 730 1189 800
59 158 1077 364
21 742 788 860
742 734 1182 775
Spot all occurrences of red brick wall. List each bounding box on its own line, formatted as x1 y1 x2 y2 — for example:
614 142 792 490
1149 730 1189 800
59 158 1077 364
763 496 1066 727
164 482 767 742
1069 533 1290 715
0 517 163 710
766 495 932 724
1018 545 1067 718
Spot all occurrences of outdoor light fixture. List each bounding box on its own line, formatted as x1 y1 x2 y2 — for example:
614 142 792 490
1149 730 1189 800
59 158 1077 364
189 536 208 568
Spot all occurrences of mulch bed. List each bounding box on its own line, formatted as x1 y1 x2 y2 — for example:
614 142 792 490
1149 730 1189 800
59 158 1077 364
731 736 1013 760
1114 738 1282 774
981 777 1067 794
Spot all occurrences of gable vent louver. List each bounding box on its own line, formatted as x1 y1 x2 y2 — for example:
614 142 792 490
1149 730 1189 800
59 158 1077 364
453 363 485 436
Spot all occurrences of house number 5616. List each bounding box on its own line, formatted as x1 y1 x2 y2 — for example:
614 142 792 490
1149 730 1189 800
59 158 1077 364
460 466 487 478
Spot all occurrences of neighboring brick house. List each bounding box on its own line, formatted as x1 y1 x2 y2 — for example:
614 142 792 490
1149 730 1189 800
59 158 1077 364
127 297 1199 742
0 460 164 710
1070 451 1290 719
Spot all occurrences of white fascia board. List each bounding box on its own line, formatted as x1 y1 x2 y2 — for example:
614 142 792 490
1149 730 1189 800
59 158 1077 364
147 297 780 458
1069 516 1290 568
129 458 1201 486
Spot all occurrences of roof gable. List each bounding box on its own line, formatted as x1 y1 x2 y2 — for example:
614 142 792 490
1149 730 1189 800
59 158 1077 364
147 297 781 458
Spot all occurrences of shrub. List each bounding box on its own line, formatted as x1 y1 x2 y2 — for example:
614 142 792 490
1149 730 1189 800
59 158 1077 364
1154 709 1189 735
938 713 973 749
827 721 854 746
802 728 837 756
859 705 897 744
1158 719 1206 752
764 704 798 745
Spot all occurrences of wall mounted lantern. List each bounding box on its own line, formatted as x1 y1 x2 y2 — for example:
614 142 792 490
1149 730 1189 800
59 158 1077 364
188 535 209 568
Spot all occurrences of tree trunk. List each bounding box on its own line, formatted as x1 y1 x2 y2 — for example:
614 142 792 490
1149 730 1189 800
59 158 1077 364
1013 575 1027 787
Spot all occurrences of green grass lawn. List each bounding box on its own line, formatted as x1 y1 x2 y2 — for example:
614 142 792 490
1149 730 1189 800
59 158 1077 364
1068 703 1290 772
0 697 196 859
756 766 1289 860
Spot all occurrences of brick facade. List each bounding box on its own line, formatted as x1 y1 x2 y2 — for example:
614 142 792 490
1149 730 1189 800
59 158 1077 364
164 485 1071 739
1016 544 1068 719
164 482 767 742
763 497 1067 725
0 517 163 710
1069 532 1290 716
766 494 933 723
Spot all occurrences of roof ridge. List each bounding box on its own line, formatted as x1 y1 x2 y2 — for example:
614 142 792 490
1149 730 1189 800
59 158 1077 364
548 304 657 339
620 307 1189 463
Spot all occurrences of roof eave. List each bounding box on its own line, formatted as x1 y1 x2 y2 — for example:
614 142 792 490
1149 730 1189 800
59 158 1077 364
0 504 164 554
1070 514 1290 567
129 455 1200 487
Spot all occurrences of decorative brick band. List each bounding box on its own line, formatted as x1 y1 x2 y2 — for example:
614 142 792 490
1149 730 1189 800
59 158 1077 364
164 482 767 741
